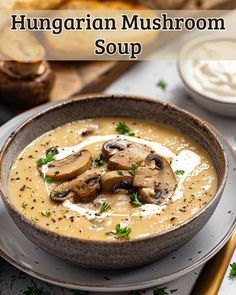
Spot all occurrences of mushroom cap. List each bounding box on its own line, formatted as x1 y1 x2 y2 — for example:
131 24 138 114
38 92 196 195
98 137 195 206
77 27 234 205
50 173 101 203
46 147 59 156
101 170 133 192
102 140 127 160
44 150 92 181
50 188 74 203
107 142 152 170
72 175 101 203
133 153 177 205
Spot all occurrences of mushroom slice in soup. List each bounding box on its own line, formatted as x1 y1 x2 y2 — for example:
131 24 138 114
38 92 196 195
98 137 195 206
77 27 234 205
42 150 92 181
46 147 59 156
102 140 127 160
101 171 133 192
50 174 101 203
133 153 177 205
107 142 152 170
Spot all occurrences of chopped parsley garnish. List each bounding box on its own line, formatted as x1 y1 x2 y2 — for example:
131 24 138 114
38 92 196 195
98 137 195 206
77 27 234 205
23 285 43 295
115 224 131 240
41 211 51 218
128 163 139 176
175 169 185 176
99 202 111 214
157 79 167 90
37 152 56 166
95 154 105 166
153 287 168 295
79 185 85 190
117 170 124 176
44 176 53 183
60 209 69 215
52 190 61 198
229 262 236 279
31 217 39 223
22 201 28 209
115 121 134 136
130 192 143 207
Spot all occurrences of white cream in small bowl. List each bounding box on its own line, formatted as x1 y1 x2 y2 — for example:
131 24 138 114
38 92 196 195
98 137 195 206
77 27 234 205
178 35 236 117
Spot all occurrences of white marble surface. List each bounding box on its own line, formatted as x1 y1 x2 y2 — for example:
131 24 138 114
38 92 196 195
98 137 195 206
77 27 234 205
0 60 235 294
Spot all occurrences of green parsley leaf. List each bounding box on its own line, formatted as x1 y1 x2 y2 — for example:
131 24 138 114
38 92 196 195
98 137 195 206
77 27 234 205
44 176 53 183
53 190 60 197
99 202 111 214
153 287 168 295
115 121 135 136
157 79 167 90
41 211 51 218
229 262 236 279
60 209 69 215
31 217 39 223
130 192 143 207
79 185 85 190
22 201 28 209
115 224 131 240
95 154 105 166
117 170 124 176
23 285 43 295
128 163 139 176
175 169 185 176
37 152 56 166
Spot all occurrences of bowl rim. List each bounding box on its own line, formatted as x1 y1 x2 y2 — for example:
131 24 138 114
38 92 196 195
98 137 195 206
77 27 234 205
0 94 228 245
177 34 236 105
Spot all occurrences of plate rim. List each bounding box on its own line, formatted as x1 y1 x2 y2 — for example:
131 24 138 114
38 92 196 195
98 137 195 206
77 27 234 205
0 219 235 292
0 102 235 292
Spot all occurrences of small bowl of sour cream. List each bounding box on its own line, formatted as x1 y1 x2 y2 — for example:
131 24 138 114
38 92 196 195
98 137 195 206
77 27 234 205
178 35 236 117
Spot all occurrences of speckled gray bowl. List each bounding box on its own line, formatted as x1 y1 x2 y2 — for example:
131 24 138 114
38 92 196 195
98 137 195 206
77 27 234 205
0 94 228 269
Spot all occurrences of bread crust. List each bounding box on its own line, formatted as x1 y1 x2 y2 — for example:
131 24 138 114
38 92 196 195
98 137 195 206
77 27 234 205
44 0 156 59
12 0 65 9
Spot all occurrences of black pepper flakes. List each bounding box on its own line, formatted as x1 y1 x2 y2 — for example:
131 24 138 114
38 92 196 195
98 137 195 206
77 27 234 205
20 185 26 191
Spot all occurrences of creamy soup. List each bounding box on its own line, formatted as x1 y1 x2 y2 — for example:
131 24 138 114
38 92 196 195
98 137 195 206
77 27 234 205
8 118 218 241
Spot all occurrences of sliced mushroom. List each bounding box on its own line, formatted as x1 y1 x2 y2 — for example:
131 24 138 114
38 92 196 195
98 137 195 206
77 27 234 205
101 171 133 192
50 187 74 203
43 150 92 181
72 175 101 203
133 153 177 205
46 147 59 156
80 124 98 137
107 142 152 170
50 174 101 203
102 140 127 160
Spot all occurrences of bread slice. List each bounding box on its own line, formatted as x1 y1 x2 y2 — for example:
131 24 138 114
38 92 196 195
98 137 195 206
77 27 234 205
0 0 64 10
135 0 185 9
44 0 158 59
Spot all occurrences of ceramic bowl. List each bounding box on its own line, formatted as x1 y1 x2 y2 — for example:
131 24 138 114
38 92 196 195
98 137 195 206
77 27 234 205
178 35 236 118
0 94 228 269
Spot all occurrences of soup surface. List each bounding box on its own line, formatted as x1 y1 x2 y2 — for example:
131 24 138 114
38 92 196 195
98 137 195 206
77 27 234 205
8 118 218 241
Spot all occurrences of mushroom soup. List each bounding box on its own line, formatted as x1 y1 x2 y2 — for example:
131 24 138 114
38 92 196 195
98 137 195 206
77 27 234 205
8 118 218 240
